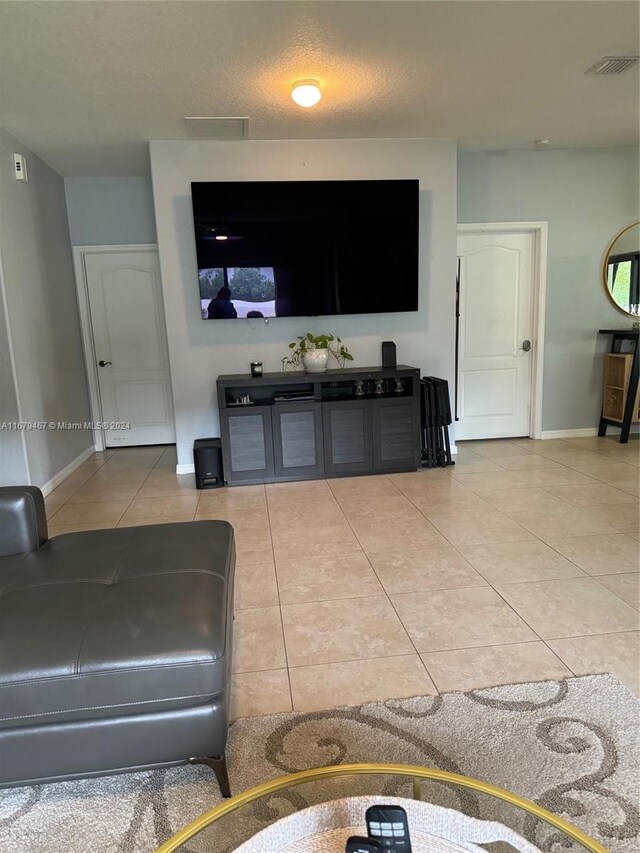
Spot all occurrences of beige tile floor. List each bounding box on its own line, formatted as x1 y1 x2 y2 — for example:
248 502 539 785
45 436 640 718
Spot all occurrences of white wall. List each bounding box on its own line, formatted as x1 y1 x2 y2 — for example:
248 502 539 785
458 148 640 433
150 139 457 467
64 177 157 246
0 128 92 487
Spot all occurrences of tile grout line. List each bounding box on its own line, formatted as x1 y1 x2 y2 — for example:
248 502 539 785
264 484 295 713
55 448 167 529
457 447 621 677
337 477 441 694
588 573 640 613
398 477 583 676
337 470 589 687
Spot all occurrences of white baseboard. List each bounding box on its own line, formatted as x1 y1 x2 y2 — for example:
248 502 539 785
40 444 97 496
541 428 600 439
449 443 458 455
541 426 639 440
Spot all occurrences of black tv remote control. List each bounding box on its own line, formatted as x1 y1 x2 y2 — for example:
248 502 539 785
345 836 382 853
365 805 412 852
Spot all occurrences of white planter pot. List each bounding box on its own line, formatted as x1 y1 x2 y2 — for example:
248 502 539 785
302 349 330 373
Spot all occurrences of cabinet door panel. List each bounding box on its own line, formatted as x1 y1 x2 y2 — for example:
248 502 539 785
220 407 274 483
323 401 372 475
273 403 324 478
373 398 420 471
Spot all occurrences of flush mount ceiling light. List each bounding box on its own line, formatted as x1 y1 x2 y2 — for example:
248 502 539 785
215 234 228 241
534 139 551 147
291 80 322 108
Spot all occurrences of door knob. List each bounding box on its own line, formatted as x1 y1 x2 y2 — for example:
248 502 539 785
521 340 532 352
98 360 112 367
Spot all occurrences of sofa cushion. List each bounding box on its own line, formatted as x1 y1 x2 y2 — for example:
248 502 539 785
0 521 235 728
0 486 48 557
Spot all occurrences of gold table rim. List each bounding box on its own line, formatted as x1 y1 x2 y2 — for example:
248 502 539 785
154 762 608 853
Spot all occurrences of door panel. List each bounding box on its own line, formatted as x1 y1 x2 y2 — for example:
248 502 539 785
273 403 323 478
85 251 175 447
456 232 534 440
463 247 520 357
461 369 517 417
101 270 163 367
220 407 274 483
323 401 372 475
113 381 172 425
373 398 420 471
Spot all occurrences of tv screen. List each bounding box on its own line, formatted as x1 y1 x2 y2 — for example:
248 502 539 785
191 180 419 319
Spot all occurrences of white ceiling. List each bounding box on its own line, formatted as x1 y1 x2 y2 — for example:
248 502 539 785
0 1 637 176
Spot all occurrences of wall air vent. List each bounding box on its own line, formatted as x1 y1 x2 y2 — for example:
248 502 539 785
184 117 249 139
585 56 638 75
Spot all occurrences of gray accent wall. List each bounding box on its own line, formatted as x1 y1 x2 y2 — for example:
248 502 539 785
0 268 29 484
150 139 457 467
0 128 92 487
65 177 157 246
458 148 640 433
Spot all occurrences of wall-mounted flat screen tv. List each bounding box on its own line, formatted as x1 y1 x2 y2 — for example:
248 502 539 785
191 180 419 319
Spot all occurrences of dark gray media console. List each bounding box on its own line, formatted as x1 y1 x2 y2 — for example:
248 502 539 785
217 365 421 485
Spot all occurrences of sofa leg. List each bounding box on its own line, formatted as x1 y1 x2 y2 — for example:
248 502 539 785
189 754 231 798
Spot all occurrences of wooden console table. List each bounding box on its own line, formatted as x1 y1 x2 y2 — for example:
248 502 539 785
598 328 639 443
216 365 421 485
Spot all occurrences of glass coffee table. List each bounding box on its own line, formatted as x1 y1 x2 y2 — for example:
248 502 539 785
154 764 607 853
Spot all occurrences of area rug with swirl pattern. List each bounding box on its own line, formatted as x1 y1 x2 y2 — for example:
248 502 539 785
1 675 638 853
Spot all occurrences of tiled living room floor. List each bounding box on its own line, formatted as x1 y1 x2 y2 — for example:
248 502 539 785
45 435 639 717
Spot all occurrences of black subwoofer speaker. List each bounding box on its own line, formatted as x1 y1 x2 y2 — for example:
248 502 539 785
193 438 224 489
381 341 397 368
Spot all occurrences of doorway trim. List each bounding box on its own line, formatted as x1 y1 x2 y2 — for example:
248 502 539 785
72 243 160 452
456 222 548 441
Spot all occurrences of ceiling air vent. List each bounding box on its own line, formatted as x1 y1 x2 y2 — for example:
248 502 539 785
585 56 638 75
184 117 249 139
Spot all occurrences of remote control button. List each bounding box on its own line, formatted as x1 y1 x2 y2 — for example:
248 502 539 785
370 822 380 829
393 829 405 836
382 829 392 837
392 822 403 829
370 828 381 836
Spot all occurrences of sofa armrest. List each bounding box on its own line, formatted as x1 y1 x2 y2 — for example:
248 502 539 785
0 486 48 556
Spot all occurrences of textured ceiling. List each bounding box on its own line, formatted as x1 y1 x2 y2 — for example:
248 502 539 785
0 1 637 176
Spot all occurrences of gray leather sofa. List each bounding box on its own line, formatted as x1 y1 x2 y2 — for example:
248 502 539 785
0 486 235 796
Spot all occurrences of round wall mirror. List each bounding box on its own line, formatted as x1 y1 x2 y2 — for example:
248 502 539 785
603 222 640 317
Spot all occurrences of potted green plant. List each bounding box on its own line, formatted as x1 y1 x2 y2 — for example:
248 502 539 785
284 333 354 373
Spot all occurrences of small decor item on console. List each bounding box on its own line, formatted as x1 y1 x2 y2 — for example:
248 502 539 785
231 393 253 406
284 332 354 373
250 361 263 377
374 379 385 395
394 378 405 394
381 340 397 368
354 380 365 397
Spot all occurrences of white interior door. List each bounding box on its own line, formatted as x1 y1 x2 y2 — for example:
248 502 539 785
456 231 534 440
84 250 175 447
